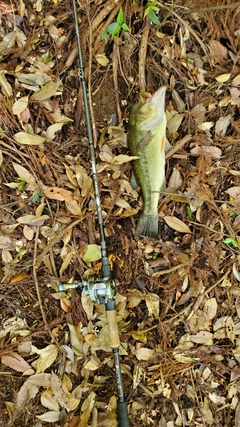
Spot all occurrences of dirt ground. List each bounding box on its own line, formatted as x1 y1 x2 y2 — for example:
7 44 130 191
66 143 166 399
1 0 240 426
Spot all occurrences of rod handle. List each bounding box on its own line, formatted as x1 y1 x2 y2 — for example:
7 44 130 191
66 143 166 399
117 400 130 427
106 306 120 349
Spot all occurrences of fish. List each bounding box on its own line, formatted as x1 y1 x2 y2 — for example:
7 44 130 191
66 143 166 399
127 86 168 239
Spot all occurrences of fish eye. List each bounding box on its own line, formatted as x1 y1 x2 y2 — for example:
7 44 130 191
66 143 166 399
133 99 139 105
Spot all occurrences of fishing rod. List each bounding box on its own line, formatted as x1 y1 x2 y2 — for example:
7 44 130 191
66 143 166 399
60 1 130 426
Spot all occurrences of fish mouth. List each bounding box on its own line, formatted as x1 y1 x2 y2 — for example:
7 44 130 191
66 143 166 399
150 86 167 109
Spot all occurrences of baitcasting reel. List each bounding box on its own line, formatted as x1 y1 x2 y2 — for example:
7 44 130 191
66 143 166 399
59 276 116 304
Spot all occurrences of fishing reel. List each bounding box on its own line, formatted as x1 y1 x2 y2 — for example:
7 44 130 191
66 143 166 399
59 275 116 304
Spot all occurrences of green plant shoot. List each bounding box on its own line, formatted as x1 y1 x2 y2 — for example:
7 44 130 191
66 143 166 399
144 1 160 25
32 192 44 203
102 7 130 39
223 237 239 248
17 178 26 191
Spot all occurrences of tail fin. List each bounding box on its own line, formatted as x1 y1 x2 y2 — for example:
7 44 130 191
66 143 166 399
135 213 159 239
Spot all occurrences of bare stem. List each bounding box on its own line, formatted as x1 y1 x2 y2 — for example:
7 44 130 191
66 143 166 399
113 38 122 123
138 14 150 93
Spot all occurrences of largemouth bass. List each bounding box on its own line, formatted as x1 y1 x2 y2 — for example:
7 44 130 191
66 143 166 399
127 86 167 239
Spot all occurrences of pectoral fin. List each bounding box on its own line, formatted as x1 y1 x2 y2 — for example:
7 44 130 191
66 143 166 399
130 170 138 189
137 131 153 150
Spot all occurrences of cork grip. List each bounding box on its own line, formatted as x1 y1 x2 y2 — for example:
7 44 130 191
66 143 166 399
106 309 120 349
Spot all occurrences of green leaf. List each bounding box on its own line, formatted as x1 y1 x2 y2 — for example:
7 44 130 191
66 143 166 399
43 55 51 63
117 6 124 25
107 22 121 38
223 237 239 248
144 6 150 18
17 178 26 191
121 23 131 32
32 193 44 203
148 8 160 25
102 31 108 40
152 252 159 260
186 204 194 221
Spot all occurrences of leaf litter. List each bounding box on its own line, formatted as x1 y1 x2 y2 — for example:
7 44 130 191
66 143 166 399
0 0 240 426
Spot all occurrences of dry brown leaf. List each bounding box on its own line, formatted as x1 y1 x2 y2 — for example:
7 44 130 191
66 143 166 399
14 132 46 145
45 123 64 141
79 392 96 427
23 225 34 241
112 154 139 164
35 344 58 373
60 297 72 313
190 145 222 159
13 163 36 185
17 71 51 88
233 263 240 281
17 214 49 225
204 298 217 321
145 292 159 317
31 78 61 101
232 75 240 86
172 89 185 113
44 186 75 202
12 96 29 115
135 347 154 361
164 216 192 233
209 40 228 63
1 351 32 372
16 373 51 408
226 187 240 201
36 411 60 423
65 200 82 216
167 113 184 135
215 73 231 83
41 390 59 411
95 53 109 66
215 114 232 136
0 71 13 97
68 323 84 356
0 32 16 54
167 167 183 189
10 271 29 284
235 401 240 427
226 316 235 343
60 252 74 277
190 331 213 345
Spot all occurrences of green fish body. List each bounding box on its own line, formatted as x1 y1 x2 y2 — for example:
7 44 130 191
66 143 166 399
127 86 167 239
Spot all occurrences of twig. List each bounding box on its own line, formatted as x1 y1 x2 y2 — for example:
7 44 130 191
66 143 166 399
138 14 150 93
185 2 240 13
152 262 190 277
112 38 122 123
33 225 52 336
91 0 123 36
165 135 192 160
